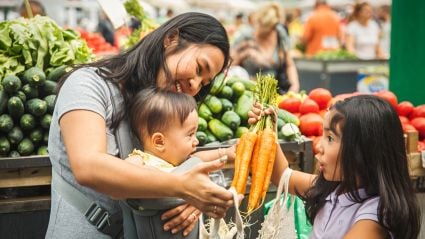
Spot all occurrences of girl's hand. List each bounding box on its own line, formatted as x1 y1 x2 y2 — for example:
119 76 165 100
180 159 234 218
248 102 275 125
161 204 201 236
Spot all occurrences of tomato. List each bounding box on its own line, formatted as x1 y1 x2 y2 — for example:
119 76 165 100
410 117 425 140
374 90 398 109
418 141 425 152
308 88 333 110
410 105 425 119
299 113 323 136
399 116 410 124
278 97 302 113
402 123 417 133
396 101 414 117
299 98 320 115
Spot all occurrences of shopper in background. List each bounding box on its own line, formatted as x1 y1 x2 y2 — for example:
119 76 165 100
231 2 300 94
121 89 210 239
345 2 385 59
377 5 391 59
249 95 421 238
19 0 46 18
301 0 342 57
97 11 115 46
45 12 235 239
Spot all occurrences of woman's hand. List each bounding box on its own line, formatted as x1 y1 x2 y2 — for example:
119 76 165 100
161 204 201 236
179 159 233 218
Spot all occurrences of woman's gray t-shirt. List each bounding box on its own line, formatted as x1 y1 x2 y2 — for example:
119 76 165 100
45 67 124 238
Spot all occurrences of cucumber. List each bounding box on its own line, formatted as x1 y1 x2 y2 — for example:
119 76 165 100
2 75 22 93
277 118 285 131
217 85 233 100
22 66 46 87
226 77 257 91
7 96 24 119
47 65 72 82
198 117 208 132
0 90 9 114
208 119 234 141
40 114 52 129
196 131 208 146
198 103 213 121
235 126 249 138
219 98 233 112
205 129 217 143
44 95 56 113
7 126 24 145
235 91 254 121
204 95 223 114
0 114 14 133
209 73 225 95
39 80 57 97
37 145 49 155
20 114 36 131
17 138 34 156
22 84 39 99
281 123 301 141
0 136 11 155
221 111 241 130
26 98 48 117
277 108 300 126
231 81 245 98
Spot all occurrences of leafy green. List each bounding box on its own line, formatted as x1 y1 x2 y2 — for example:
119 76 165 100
0 16 94 82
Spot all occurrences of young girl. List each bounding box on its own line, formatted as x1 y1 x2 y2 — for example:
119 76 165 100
250 94 421 238
121 88 219 239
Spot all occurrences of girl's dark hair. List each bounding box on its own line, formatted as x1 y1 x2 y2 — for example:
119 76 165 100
128 88 197 144
57 12 229 129
303 95 421 239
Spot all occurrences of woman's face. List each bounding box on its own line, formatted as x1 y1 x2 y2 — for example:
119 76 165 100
316 110 342 181
157 44 225 96
358 4 372 21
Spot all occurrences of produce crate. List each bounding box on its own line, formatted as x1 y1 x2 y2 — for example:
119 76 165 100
294 58 388 95
198 138 314 239
0 156 51 239
405 131 425 193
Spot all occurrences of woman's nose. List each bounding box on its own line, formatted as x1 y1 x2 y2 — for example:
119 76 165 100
189 76 203 91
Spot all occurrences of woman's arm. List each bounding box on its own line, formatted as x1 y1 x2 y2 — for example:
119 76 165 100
61 110 233 217
285 51 300 93
344 220 388 239
345 34 356 55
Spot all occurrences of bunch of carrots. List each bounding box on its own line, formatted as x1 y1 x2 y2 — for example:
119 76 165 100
231 74 278 213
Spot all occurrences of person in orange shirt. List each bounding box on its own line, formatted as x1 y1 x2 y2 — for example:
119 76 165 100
302 0 342 56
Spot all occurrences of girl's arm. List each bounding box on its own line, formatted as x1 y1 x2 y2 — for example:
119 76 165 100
344 220 388 239
285 51 300 93
61 110 233 217
193 145 236 162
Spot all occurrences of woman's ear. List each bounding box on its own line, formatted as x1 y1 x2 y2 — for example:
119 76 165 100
152 132 166 152
164 29 179 48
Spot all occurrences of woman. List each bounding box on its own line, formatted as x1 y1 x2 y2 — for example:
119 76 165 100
231 2 299 94
345 2 385 59
46 12 235 239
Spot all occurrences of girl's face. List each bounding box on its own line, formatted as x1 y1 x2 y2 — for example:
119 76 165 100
162 110 199 166
157 44 225 96
316 111 342 181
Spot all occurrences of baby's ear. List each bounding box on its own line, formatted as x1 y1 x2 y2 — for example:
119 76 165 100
152 133 165 152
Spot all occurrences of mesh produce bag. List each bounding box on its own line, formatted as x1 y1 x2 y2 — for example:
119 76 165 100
257 168 297 239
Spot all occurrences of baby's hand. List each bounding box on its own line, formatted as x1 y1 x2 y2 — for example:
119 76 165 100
125 155 145 168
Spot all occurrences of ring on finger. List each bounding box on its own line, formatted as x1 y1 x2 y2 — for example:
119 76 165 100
213 205 217 214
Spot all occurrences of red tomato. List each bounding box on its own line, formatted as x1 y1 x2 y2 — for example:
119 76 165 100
374 90 398 109
402 123 417 133
396 101 414 117
299 113 323 136
410 105 425 119
308 88 333 110
418 141 425 152
399 116 410 124
278 97 302 113
299 98 320 115
410 117 425 139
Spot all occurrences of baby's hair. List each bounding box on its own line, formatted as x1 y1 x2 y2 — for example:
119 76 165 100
128 88 197 144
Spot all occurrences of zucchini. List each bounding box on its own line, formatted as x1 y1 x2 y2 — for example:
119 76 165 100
208 119 234 141
7 126 24 145
13 91 27 103
8 150 20 157
40 114 52 129
0 136 11 155
0 90 9 114
26 98 48 117
47 65 72 82
20 114 36 131
44 95 56 114
221 111 241 130
7 96 24 119
0 114 14 133
39 80 57 97
29 128 44 143
277 108 300 126
17 138 34 156
37 145 49 155
22 66 46 87
2 75 21 93
22 84 39 99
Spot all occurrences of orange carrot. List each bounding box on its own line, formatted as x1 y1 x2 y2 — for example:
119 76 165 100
248 127 276 212
235 131 257 195
261 133 277 202
231 134 247 188
250 130 263 186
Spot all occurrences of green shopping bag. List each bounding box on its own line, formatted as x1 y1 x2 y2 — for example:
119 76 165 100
264 195 312 239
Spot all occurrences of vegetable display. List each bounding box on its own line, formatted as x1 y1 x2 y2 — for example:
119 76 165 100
0 16 93 157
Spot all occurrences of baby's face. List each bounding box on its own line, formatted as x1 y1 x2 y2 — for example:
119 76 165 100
161 110 199 166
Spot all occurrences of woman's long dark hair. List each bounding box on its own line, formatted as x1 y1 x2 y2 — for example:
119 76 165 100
57 12 229 129
302 95 421 238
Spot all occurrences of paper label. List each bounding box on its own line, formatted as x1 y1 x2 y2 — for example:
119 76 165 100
97 0 127 29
